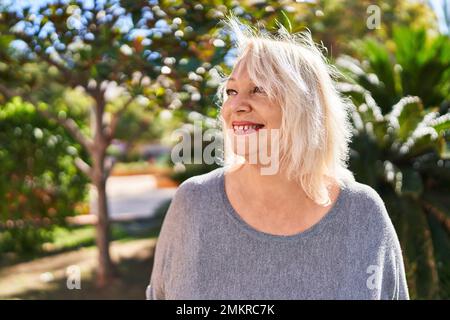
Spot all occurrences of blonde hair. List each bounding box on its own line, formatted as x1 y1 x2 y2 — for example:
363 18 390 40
217 16 355 206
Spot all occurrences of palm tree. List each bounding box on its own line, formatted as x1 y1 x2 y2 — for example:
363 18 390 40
337 79 450 299
335 26 450 298
338 27 450 114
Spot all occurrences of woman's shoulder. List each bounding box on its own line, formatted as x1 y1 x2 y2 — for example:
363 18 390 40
160 167 225 232
340 180 408 299
342 180 398 244
180 166 225 187
172 167 225 204
344 180 386 210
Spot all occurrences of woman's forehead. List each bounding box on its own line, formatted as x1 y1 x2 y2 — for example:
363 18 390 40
230 60 248 77
228 62 255 85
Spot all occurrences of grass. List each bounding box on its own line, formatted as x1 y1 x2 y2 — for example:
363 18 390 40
0 224 124 268
111 161 172 176
0 219 166 299
0 196 171 299
46 225 96 251
1 199 171 268
0 238 158 299
43 224 130 253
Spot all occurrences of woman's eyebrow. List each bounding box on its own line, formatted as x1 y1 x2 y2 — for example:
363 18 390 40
227 78 258 85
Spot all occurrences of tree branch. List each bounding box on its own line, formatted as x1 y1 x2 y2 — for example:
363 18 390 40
74 157 93 179
105 96 134 144
37 107 95 154
40 54 79 87
422 200 450 233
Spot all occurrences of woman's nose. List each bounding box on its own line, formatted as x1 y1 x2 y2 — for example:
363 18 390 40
231 96 251 113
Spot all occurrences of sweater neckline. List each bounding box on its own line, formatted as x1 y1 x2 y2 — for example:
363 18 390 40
216 167 349 242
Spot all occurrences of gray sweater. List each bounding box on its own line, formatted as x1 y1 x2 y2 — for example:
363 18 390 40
146 167 409 300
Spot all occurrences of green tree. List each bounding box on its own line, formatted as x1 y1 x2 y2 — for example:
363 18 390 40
330 8 450 300
0 0 231 286
0 98 89 255
0 0 271 286
337 27 450 113
243 0 439 57
338 76 450 299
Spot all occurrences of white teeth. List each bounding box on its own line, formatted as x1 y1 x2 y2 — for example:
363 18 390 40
232 124 263 134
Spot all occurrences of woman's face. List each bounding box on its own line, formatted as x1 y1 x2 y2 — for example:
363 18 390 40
221 60 282 162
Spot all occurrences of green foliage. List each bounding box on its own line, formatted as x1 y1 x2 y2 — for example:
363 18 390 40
0 98 89 255
0 225 53 257
0 223 142 262
340 81 450 299
166 111 221 183
336 23 450 298
338 26 450 113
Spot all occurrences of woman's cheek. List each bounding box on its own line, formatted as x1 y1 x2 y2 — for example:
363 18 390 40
221 103 231 119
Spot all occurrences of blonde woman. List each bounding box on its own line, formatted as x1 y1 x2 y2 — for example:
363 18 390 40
146 17 409 300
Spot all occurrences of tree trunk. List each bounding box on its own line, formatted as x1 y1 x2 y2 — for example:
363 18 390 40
93 160 117 287
90 91 117 287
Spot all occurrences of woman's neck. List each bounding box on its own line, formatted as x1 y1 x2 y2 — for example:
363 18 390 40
227 162 310 205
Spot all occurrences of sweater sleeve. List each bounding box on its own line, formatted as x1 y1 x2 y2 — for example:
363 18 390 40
361 184 410 300
379 231 410 300
372 191 409 300
145 181 192 300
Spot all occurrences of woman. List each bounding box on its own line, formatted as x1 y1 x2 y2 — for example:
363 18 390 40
146 17 409 300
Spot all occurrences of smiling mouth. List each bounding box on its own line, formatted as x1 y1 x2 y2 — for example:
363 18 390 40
232 123 265 135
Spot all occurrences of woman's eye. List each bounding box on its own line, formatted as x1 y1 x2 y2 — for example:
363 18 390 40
253 86 266 94
225 87 265 96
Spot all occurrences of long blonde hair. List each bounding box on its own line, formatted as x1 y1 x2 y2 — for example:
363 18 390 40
217 16 355 206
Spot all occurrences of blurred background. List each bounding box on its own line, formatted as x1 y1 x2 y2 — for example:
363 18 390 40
0 0 449 300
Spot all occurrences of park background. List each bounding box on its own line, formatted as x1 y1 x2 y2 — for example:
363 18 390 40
0 0 450 299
